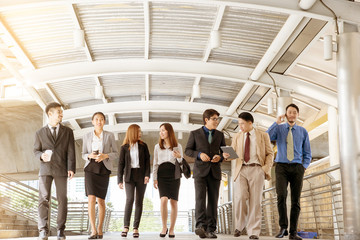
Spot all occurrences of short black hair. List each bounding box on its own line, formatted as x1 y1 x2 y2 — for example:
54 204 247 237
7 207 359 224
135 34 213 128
203 109 220 125
92 112 106 121
238 112 254 123
45 102 62 116
286 103 299 113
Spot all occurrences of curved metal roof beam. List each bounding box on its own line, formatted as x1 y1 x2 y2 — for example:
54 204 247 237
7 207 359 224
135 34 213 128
23 59 337 107
73 122 203 140
1 0 360 24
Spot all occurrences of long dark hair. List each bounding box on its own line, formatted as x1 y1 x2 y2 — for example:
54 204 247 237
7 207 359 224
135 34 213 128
159 123 178 150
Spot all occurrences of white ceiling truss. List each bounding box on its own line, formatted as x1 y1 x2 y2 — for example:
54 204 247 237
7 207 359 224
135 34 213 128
0 0 359 140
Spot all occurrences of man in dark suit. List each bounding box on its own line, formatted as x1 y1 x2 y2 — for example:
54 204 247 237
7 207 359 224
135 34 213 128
185 109 226 239
34 102 76 240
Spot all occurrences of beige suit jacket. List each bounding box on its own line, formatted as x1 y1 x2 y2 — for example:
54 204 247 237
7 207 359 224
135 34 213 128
231 128 274 181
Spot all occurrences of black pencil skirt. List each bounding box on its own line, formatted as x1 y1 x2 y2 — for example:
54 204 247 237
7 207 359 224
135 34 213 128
85 171 110 199
158 162 180 201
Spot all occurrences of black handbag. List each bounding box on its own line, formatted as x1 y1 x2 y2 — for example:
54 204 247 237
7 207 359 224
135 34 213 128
175 158 191 179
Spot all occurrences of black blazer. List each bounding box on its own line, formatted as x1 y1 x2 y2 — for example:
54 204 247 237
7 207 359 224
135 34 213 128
185 127 226 180
34 124 76 177
117 142 151 183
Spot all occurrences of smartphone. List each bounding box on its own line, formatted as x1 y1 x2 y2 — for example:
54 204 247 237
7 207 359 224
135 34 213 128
173 147 180 152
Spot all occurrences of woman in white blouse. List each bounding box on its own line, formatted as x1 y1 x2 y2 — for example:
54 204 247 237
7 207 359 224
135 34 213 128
153 123 183 238
82 112 119 239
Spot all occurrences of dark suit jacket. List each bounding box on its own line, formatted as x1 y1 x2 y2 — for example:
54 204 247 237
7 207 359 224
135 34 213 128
185 127 226 180
34 124 76 177
117 142 150 183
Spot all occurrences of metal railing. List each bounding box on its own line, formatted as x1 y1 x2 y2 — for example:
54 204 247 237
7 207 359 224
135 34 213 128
217 202 232 234
0 173 110 234
261 164 343 239
188 164 343 239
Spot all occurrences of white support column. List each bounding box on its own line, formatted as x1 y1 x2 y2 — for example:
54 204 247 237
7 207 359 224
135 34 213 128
337 31 360 240
328 105 340 240
327 106 340 174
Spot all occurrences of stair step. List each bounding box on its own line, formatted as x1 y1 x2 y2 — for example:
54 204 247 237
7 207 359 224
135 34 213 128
0 218 28 224
0 229 38 238
0 214 17 220
0 223 37 230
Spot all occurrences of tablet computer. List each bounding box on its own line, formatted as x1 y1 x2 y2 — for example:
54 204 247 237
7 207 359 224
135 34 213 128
220 146 239 159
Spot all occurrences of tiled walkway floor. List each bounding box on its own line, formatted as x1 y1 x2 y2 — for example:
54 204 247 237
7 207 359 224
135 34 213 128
4 232 328 240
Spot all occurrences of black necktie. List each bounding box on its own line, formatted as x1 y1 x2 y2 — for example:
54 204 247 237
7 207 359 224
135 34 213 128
52 127 57 141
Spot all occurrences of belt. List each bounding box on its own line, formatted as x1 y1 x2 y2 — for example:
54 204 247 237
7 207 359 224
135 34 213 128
242 163 261 167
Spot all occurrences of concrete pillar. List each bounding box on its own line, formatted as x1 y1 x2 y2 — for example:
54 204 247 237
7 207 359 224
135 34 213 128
337 32 360 240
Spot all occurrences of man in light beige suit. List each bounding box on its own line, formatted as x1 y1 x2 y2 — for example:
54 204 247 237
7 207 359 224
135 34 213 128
224 112 273 239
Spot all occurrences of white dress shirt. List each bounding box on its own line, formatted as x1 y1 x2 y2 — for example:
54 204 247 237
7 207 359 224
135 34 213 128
91 130 103 153
152 143 183 181
48 124 59 137
243 128 260 165
130 142 140 168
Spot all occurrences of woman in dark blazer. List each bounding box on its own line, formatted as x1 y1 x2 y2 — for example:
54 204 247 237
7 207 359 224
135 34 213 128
118 124 150 238
82 112 119 239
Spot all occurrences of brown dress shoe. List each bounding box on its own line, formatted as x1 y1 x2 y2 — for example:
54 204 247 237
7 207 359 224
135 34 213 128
234 229 241 237
249 235 259 239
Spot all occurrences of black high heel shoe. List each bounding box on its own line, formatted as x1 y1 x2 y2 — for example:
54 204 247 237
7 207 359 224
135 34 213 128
133 228 139 238
160 228 168 238
121 226 129 237
88 233 98 239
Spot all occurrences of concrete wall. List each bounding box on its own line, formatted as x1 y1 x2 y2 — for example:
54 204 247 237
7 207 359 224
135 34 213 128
0 101 43 175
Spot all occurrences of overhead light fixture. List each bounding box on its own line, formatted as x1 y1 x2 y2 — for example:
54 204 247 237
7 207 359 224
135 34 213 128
298 0 317 10
95 85 103 99
192 84 201 99
210 30 221 49
74 29 85 48
323 35 333 61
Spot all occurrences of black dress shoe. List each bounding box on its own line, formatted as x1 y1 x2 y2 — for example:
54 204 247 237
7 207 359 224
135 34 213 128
234 229 241 237
195 227 207 238
206 232 217 239
249 235 259 239
289 233 302 240
57 230 66 240
275 228 288 238
38 230 48 240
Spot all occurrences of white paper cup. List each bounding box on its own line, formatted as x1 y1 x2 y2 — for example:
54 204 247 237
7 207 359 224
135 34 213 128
44 150 53 162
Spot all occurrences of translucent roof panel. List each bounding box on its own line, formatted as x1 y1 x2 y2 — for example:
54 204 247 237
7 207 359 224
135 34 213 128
76 3 145 60
1 4 88 68
150 3 217 60
209 7 288 67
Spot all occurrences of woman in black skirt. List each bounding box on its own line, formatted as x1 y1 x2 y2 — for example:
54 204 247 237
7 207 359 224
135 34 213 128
153 123 183 238
82 112 119 239
118 124 150 238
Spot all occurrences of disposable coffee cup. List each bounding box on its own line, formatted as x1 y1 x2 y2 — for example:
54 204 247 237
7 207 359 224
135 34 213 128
44 150 53 162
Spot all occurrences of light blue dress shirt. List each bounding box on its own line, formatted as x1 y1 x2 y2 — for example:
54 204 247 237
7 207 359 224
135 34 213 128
267 122 312 169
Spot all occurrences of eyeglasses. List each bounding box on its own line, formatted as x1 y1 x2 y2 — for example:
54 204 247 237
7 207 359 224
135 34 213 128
210 117 220 121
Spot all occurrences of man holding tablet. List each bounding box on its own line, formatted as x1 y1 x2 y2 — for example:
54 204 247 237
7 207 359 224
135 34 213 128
224 112 273 239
